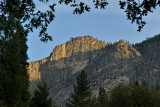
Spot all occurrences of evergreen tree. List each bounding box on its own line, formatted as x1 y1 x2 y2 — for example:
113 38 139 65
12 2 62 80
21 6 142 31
0 22 30 106
0 0 55 106
108 82 160 107
67 70 91 107
29 81 52 107
108 83 133 107
131 82 156 107
97 87 108 107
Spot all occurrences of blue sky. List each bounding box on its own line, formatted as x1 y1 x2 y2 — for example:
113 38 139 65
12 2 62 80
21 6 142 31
27 0 160 62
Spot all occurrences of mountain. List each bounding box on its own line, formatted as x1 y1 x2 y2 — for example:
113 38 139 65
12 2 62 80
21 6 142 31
28 35 160 106
134 34 160 65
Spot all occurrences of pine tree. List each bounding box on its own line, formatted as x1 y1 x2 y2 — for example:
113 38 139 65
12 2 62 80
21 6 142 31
97 87 108 107
67 70 91 107
0 1 55 106
29 81 52 107
0 22 30 107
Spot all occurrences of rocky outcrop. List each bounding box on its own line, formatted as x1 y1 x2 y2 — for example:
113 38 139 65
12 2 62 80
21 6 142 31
28 35 160 106
49 36 106 61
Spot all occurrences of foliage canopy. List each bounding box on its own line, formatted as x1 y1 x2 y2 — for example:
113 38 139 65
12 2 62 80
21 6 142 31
108 82 160 107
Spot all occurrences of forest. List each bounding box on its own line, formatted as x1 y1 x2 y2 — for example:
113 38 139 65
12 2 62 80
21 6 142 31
0 0 160 107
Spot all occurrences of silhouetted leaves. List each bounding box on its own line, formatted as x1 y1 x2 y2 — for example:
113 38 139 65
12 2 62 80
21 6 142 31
119 0 160 31
40 0 159 31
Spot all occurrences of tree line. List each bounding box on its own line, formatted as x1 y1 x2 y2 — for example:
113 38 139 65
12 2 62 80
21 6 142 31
6 70 159 107
66 70 160 107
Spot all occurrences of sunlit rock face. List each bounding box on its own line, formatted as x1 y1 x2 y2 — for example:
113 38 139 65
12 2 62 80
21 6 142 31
28 35 160 106
49 36 106 61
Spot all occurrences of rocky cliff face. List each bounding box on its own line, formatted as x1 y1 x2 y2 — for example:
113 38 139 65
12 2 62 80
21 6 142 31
28 35 160 106
50 36 106 61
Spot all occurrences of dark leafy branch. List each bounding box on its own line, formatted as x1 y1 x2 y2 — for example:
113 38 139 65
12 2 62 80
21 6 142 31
0 0 56 42
40 0 160 32
0 0 159 42
119 0 160 31
0 0 108 42
59 0 108 14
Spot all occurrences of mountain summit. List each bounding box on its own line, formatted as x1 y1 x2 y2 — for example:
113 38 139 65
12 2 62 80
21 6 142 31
28 35 160 106
108 40 141 59
49 36 106 61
